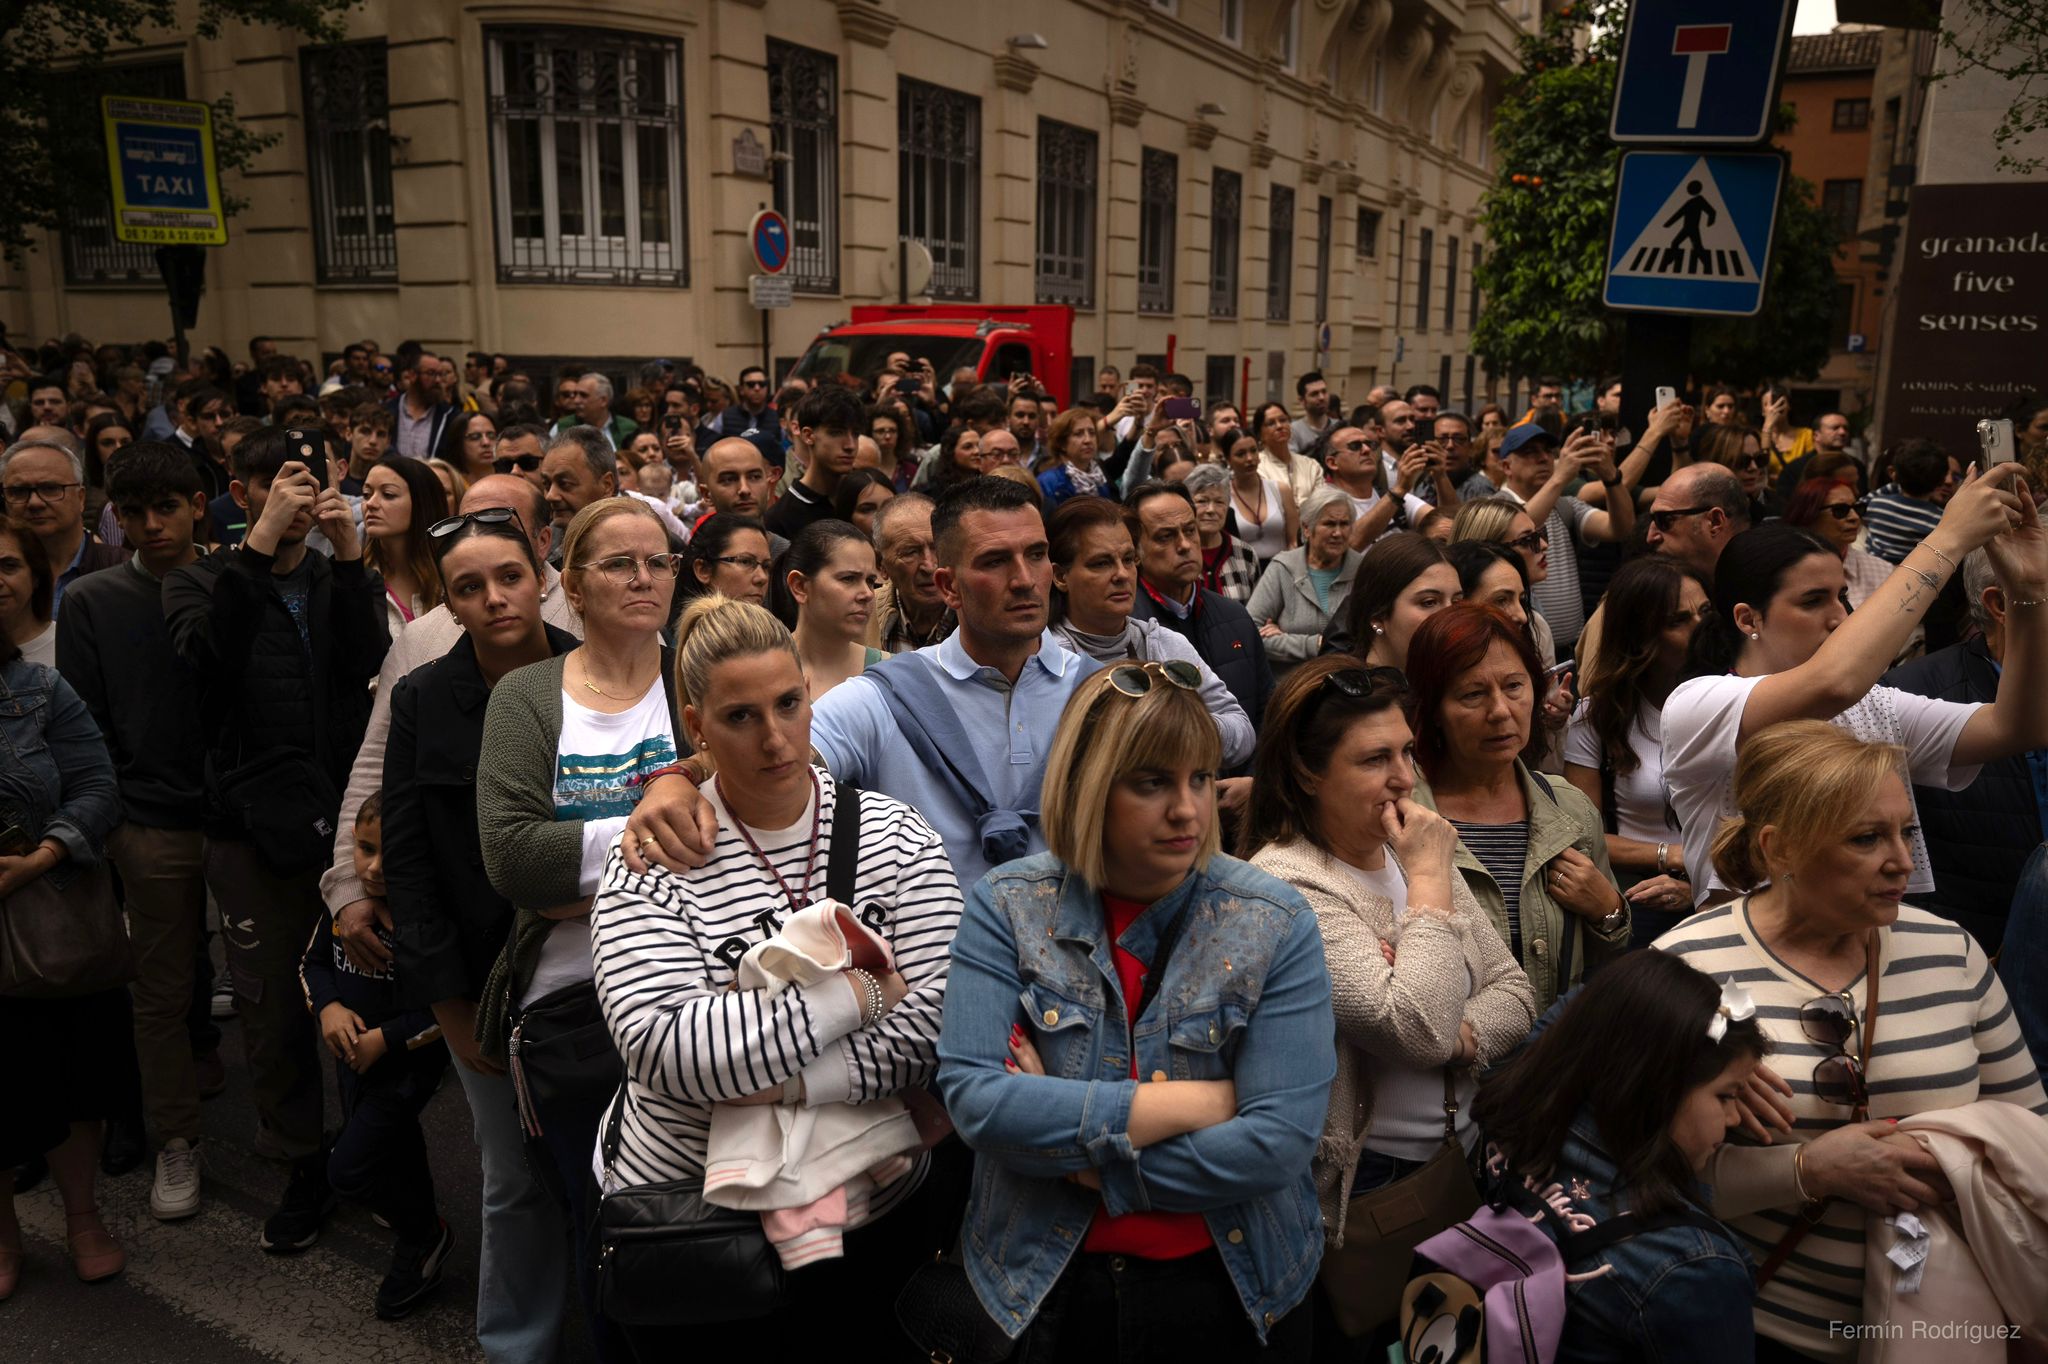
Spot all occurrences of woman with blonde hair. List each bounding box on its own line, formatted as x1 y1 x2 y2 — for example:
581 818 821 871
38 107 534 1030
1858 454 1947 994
1452 495 1559 669
938 660 1335 1360
425 456 468 511
1655 721 2047 1362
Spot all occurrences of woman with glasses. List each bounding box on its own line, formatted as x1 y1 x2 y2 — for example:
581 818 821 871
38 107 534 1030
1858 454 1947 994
938 661 1335 1361
784 518 886 699
1562 557 1711 943
475 497 682 1361
382 505 580 1356
1247 486 1361 681
361 456 451 634
683 513 773 607
1450 498 1559 667
1654 722 2047 1363
1242 657 1535 1345
1225 430 1300 569
437 410 498 482
1698 424 1770 522
1183 463 1261 605
1406 605 1629 1012
1782 477 1893 617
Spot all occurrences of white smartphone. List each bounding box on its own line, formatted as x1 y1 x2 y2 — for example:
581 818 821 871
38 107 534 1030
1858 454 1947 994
1977 418 2016 466
1655 386 1677 411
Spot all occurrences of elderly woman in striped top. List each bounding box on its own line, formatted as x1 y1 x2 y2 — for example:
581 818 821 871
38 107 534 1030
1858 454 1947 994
1655 721 2047 1363
587 595 963 1360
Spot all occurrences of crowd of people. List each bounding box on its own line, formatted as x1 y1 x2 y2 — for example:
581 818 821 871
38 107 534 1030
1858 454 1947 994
3 326 2047 1364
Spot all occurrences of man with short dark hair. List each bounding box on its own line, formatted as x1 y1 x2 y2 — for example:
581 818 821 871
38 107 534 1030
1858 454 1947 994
1493 422 1635 652
491 422 548 490
1125 479 1272 730
1096 365 1122 401
1434 411 1492 499
1403 384 1441 424
1290 371 1334 453
236 336 279 417
164 424 390 1253
764 385 865 539
1111 363 1161 445
720 365 783 470
1005 390 1044 466
58 441 215 1221
27 381 68 428
386 350 455 459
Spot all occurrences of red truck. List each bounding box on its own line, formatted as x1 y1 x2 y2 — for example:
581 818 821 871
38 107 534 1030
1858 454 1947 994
788 304 1075 409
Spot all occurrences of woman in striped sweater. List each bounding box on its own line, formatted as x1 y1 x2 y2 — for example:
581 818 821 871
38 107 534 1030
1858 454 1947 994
587 595 963 1359
1655 721 2048 1361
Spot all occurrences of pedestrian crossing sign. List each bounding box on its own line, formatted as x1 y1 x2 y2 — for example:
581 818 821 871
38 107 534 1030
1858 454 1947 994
1603 150 1785 316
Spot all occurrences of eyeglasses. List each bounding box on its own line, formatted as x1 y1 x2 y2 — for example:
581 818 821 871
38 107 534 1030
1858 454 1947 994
1801 991 1868 1109
582 553 684 584
741 379 769 389
429 506 525 539
708 554 770 574
1107 659 1203 698
1505 530 1549 554
1647 505 1714 533
493 453 543 473
1734 454 1768 471
1823 502 1863 521
3 481 83 506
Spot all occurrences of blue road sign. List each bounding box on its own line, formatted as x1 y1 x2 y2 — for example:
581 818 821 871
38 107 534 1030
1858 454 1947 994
1604 151 1785 316
749 209 791 275
1610 0 1795 145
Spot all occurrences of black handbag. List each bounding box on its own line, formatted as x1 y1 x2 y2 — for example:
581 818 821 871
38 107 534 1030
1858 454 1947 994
0 859 136 1000
508 980 624 1140
214 747 341 878
894 1250 1017 1364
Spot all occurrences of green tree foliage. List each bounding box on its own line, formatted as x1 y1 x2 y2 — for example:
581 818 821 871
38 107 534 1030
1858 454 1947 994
1473 0 1842 385
0 0 357 261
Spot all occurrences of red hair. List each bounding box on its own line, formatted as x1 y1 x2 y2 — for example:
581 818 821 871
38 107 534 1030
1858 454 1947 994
1406 603 1545 778
1780 476 1854 532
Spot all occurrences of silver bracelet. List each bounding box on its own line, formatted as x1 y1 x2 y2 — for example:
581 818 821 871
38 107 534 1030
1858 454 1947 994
847 969 884 1027
1922 542 1958 577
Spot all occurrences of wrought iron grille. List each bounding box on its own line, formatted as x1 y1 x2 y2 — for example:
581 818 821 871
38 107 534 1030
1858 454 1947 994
303 41 398 283
1209 169 1241 318
1138 147 1177 314
768 41 839 294
1035 119 1096 308
1266 183 1294 321
63 62 185 285
898 79 980 300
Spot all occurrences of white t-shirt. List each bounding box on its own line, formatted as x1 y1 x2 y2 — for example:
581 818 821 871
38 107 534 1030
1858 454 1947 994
523 679 679 1006
1343 488 1433 543
1661 674 1982 907
1338 857 1478 1160
1562 698 1673 845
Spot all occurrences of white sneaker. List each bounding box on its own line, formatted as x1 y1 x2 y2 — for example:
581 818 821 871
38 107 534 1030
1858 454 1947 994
150 1139 203 1221
210 976 238 1020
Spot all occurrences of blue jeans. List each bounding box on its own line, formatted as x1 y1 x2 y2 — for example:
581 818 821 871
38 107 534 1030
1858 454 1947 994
1997 842 2048 1093
452 1058 569 1364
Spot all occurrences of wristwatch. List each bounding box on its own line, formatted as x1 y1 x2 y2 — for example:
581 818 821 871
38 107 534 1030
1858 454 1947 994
1597 903 1628 934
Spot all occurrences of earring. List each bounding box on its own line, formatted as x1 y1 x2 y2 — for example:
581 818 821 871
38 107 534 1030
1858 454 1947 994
1748 631 1760 641
1373 624 1385 635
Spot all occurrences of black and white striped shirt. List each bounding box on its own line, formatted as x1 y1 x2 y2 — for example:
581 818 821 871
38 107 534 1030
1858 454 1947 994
589 768 962 1191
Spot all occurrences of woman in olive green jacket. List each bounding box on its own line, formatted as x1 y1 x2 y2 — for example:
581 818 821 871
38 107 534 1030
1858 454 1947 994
1405 604 1630 1011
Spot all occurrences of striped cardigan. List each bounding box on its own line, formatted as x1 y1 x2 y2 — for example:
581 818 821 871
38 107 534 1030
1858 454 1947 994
1655 900 2048 1360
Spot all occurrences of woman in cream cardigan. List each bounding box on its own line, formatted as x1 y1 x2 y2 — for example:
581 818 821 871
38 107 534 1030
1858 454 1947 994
1242 655 1536 1343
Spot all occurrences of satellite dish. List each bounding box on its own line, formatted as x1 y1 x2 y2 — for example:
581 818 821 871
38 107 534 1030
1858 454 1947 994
879 240 935 300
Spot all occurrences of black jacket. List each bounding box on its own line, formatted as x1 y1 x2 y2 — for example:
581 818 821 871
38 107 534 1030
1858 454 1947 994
1130 579 1275 734
163 543 388 833
1882 636 2036 952
380 624 581 1007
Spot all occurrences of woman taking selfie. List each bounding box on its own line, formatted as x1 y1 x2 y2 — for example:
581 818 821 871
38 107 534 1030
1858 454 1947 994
589 595 962 1358
1662 463 2045 910
784 518 885 699
1562 556 1710 942
938 662 1336 1361
1472 950 1767 1363
382 506 580 1357
1407 605 1629 1012
681 512 773 606
1247 486 1360 678
1243 657 1535 1345
361 455 450 632
1046 496 1254 770
1657 722 2048 1362
1225 429 1300 568
475 498 681 1358
1184 463 1261 604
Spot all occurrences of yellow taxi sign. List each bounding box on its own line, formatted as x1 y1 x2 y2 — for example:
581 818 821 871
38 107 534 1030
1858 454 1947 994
101 95 228 247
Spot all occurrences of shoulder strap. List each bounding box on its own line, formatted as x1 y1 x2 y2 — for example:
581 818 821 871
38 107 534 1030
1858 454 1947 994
861 657 1000 820
1562 1208 1727 1262
826 781 861 906
600 1084 627 1174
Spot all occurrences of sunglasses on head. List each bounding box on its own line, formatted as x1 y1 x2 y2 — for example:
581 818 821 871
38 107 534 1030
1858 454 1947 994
429 506 524 539
1106 659 1203 698
494 453 543 473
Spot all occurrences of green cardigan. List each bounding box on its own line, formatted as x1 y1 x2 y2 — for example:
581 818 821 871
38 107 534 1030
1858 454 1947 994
1412 760 1630 1014
474 647 679 1058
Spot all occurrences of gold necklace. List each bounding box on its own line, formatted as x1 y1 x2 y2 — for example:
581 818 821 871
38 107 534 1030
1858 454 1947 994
577 652 648 701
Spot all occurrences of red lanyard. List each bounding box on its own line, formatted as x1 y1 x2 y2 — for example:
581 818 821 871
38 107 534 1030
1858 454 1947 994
717 767 824 915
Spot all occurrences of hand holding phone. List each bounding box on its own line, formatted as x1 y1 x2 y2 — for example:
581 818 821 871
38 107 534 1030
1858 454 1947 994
1978 418 2017 467
1655 386 1677 412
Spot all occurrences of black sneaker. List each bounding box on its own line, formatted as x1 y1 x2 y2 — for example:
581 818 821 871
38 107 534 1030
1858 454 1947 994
374 1220 454 1320
260 1156 337 1253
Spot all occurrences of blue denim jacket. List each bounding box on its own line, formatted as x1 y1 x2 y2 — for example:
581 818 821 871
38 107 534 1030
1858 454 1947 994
0 658 121 864
1534 1113 1755 1364
936 852 1336 1342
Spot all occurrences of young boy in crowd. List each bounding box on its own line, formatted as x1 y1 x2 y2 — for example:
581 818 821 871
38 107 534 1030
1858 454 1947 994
343 405 394 496
298 793 452 1319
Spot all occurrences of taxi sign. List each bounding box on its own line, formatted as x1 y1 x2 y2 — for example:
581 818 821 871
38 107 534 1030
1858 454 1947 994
102 96 228 246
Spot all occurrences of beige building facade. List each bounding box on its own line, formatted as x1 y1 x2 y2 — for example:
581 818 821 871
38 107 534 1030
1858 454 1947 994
1 0 1530 410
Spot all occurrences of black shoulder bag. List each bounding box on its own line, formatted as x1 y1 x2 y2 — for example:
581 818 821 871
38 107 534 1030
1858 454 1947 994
587 780 863 1326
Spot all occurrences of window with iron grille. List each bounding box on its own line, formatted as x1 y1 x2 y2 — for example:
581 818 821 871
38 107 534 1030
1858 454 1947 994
1138 147 1177 314
1469 242 1482 328
62 61 186 285
1036 120 1096 307
1357 206 1380 258
303 41 398 283
1314 195 1332 321
1821 178 1862 238
1444 234 1459 330
899 78 980 300
1266 184 1294 321
485 28 687 286
1415 227 1433 331
1209 169 1241 318
768 42 839 294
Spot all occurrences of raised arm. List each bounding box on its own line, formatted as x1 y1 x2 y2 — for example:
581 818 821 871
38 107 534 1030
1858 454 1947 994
1953 478 2048 765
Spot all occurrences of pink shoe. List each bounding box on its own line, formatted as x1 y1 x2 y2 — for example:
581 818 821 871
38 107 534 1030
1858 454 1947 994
0 1245 21 1300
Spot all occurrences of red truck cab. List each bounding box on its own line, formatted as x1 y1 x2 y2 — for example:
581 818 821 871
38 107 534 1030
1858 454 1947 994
789 304 1074 409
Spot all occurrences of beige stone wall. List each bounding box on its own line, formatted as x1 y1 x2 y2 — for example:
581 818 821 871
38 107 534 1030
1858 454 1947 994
1 0 1526 411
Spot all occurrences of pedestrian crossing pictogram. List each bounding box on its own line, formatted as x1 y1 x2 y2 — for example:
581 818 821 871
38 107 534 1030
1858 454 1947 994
1604 149 1785 316
1610 160 1758 282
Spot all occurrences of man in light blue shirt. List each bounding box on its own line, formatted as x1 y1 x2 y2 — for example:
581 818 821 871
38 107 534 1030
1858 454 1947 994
623 477 1099 886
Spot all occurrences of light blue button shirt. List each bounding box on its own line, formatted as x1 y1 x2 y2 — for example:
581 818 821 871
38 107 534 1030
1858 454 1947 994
810 628 1096 886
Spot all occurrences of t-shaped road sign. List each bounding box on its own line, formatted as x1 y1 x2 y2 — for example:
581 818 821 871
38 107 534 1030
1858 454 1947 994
1611 0 1795 145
